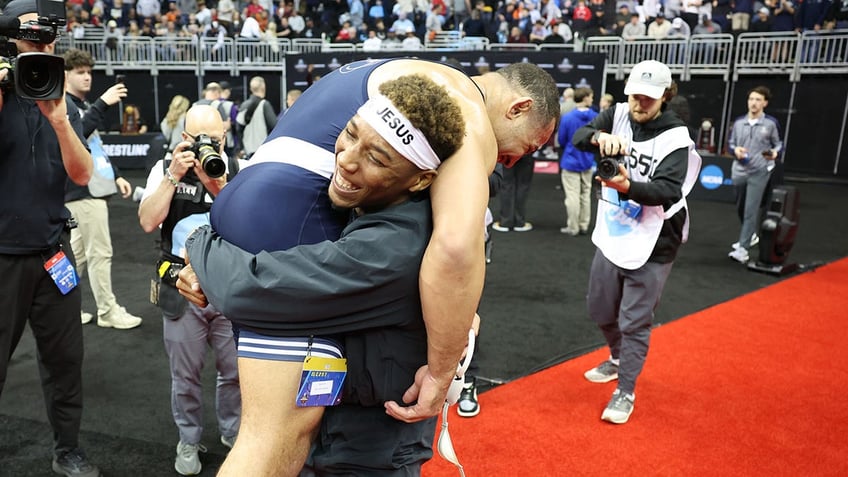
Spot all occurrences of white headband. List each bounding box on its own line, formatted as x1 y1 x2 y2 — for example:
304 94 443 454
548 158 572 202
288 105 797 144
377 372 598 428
356 94 441 171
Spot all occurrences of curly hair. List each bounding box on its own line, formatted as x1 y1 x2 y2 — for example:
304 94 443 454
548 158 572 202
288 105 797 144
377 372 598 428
62 48 95 71
377 74 465 164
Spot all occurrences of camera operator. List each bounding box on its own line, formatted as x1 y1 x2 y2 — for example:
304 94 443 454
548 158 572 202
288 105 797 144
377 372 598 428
63 48 143 330
0 0 101 476
572 60 701 425
137 104 240 476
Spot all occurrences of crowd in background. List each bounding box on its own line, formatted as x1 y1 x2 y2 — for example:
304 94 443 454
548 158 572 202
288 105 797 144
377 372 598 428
3 0 843 52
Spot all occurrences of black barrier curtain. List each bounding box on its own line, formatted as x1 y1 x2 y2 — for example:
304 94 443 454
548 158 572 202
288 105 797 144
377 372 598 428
283 52 607 109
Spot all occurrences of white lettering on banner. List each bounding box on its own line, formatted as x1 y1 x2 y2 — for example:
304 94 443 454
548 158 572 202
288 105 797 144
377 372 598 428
102 144 151 157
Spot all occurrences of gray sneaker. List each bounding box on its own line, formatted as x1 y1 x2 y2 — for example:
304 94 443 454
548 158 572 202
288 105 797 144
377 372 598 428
584 359 619 383
601 389 635 424
175 441 205 476
52 448 101 477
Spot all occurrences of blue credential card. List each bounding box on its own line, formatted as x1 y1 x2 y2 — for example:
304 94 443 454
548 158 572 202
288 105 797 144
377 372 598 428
296 356 347 407
44 251 78 295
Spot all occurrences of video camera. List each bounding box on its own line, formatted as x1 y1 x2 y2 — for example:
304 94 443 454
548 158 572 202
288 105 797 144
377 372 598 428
0 0 66 100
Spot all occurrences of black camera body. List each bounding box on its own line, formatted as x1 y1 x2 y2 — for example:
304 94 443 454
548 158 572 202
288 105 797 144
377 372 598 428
191 134 226 178
597 156 625 180
0 0 66 100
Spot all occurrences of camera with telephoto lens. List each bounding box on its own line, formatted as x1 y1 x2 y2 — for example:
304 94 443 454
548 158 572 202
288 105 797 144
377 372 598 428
0 0 66 101
190 134 226 178
597 156 625 180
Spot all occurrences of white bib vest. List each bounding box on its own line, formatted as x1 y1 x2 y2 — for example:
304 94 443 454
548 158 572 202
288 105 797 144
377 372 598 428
592 104 702 270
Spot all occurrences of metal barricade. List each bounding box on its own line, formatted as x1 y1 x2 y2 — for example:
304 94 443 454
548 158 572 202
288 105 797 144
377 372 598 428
734 31 800 79
199 37 235 73
235 38 288 71
56 29 847 82
152 37 201 72
621 37 689 74
798 29 848 75
687 34 734 79
321 42 357 52
488 43 541 52
462 36 490 51
121 36 156 68
584 36 623 79
425 30 464 50
291 38 324 53
69 39 108 68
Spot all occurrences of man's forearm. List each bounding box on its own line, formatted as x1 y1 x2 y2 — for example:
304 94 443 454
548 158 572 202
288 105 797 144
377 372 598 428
422 149 490 385
419 234 484 383
53 118 92 185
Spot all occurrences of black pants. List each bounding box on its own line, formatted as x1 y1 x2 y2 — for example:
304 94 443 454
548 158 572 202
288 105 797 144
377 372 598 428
0 234 85 454
498 154 535 227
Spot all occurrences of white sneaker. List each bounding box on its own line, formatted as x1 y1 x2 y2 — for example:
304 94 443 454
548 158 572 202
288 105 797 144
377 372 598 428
175 441 205 476
491 222 510 232
97 306 142 330
731 233 759 250
81 312 93 325
728 247 750 264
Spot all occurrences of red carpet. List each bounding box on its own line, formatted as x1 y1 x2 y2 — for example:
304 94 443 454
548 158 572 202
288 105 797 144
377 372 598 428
423 258 848 477
533 160 559 175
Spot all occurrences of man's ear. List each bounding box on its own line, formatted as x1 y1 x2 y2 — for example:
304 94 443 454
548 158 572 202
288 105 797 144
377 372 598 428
507 97 533 119
409 170 438 193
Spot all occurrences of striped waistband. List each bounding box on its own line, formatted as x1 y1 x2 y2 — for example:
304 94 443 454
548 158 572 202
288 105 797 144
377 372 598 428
236 331 344 362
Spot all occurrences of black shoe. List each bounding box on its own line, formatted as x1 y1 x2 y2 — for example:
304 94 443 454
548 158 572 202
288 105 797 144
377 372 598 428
457 379 480 417
52 448 101 477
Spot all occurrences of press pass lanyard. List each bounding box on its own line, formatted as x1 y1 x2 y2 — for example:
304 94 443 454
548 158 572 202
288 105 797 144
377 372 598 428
438 328 476 477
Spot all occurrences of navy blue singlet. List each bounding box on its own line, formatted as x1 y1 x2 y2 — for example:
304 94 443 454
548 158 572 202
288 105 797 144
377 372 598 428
210 59 395 254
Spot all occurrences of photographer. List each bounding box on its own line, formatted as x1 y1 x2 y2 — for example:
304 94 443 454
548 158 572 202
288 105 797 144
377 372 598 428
0 0 101 475
63 48 143 330
572 60 701 425
137 104 240 476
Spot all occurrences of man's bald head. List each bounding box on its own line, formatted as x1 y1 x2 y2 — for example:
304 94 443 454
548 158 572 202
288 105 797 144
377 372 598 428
203 82 222 100
185 105 225 144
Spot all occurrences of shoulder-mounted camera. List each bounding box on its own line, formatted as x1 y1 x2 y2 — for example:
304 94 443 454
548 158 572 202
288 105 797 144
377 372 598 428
0 0 66 100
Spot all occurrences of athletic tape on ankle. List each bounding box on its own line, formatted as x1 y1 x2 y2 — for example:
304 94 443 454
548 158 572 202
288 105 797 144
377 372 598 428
356 94 441 171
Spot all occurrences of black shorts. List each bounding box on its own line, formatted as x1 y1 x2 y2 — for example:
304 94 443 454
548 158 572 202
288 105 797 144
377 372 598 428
303 404 437 477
